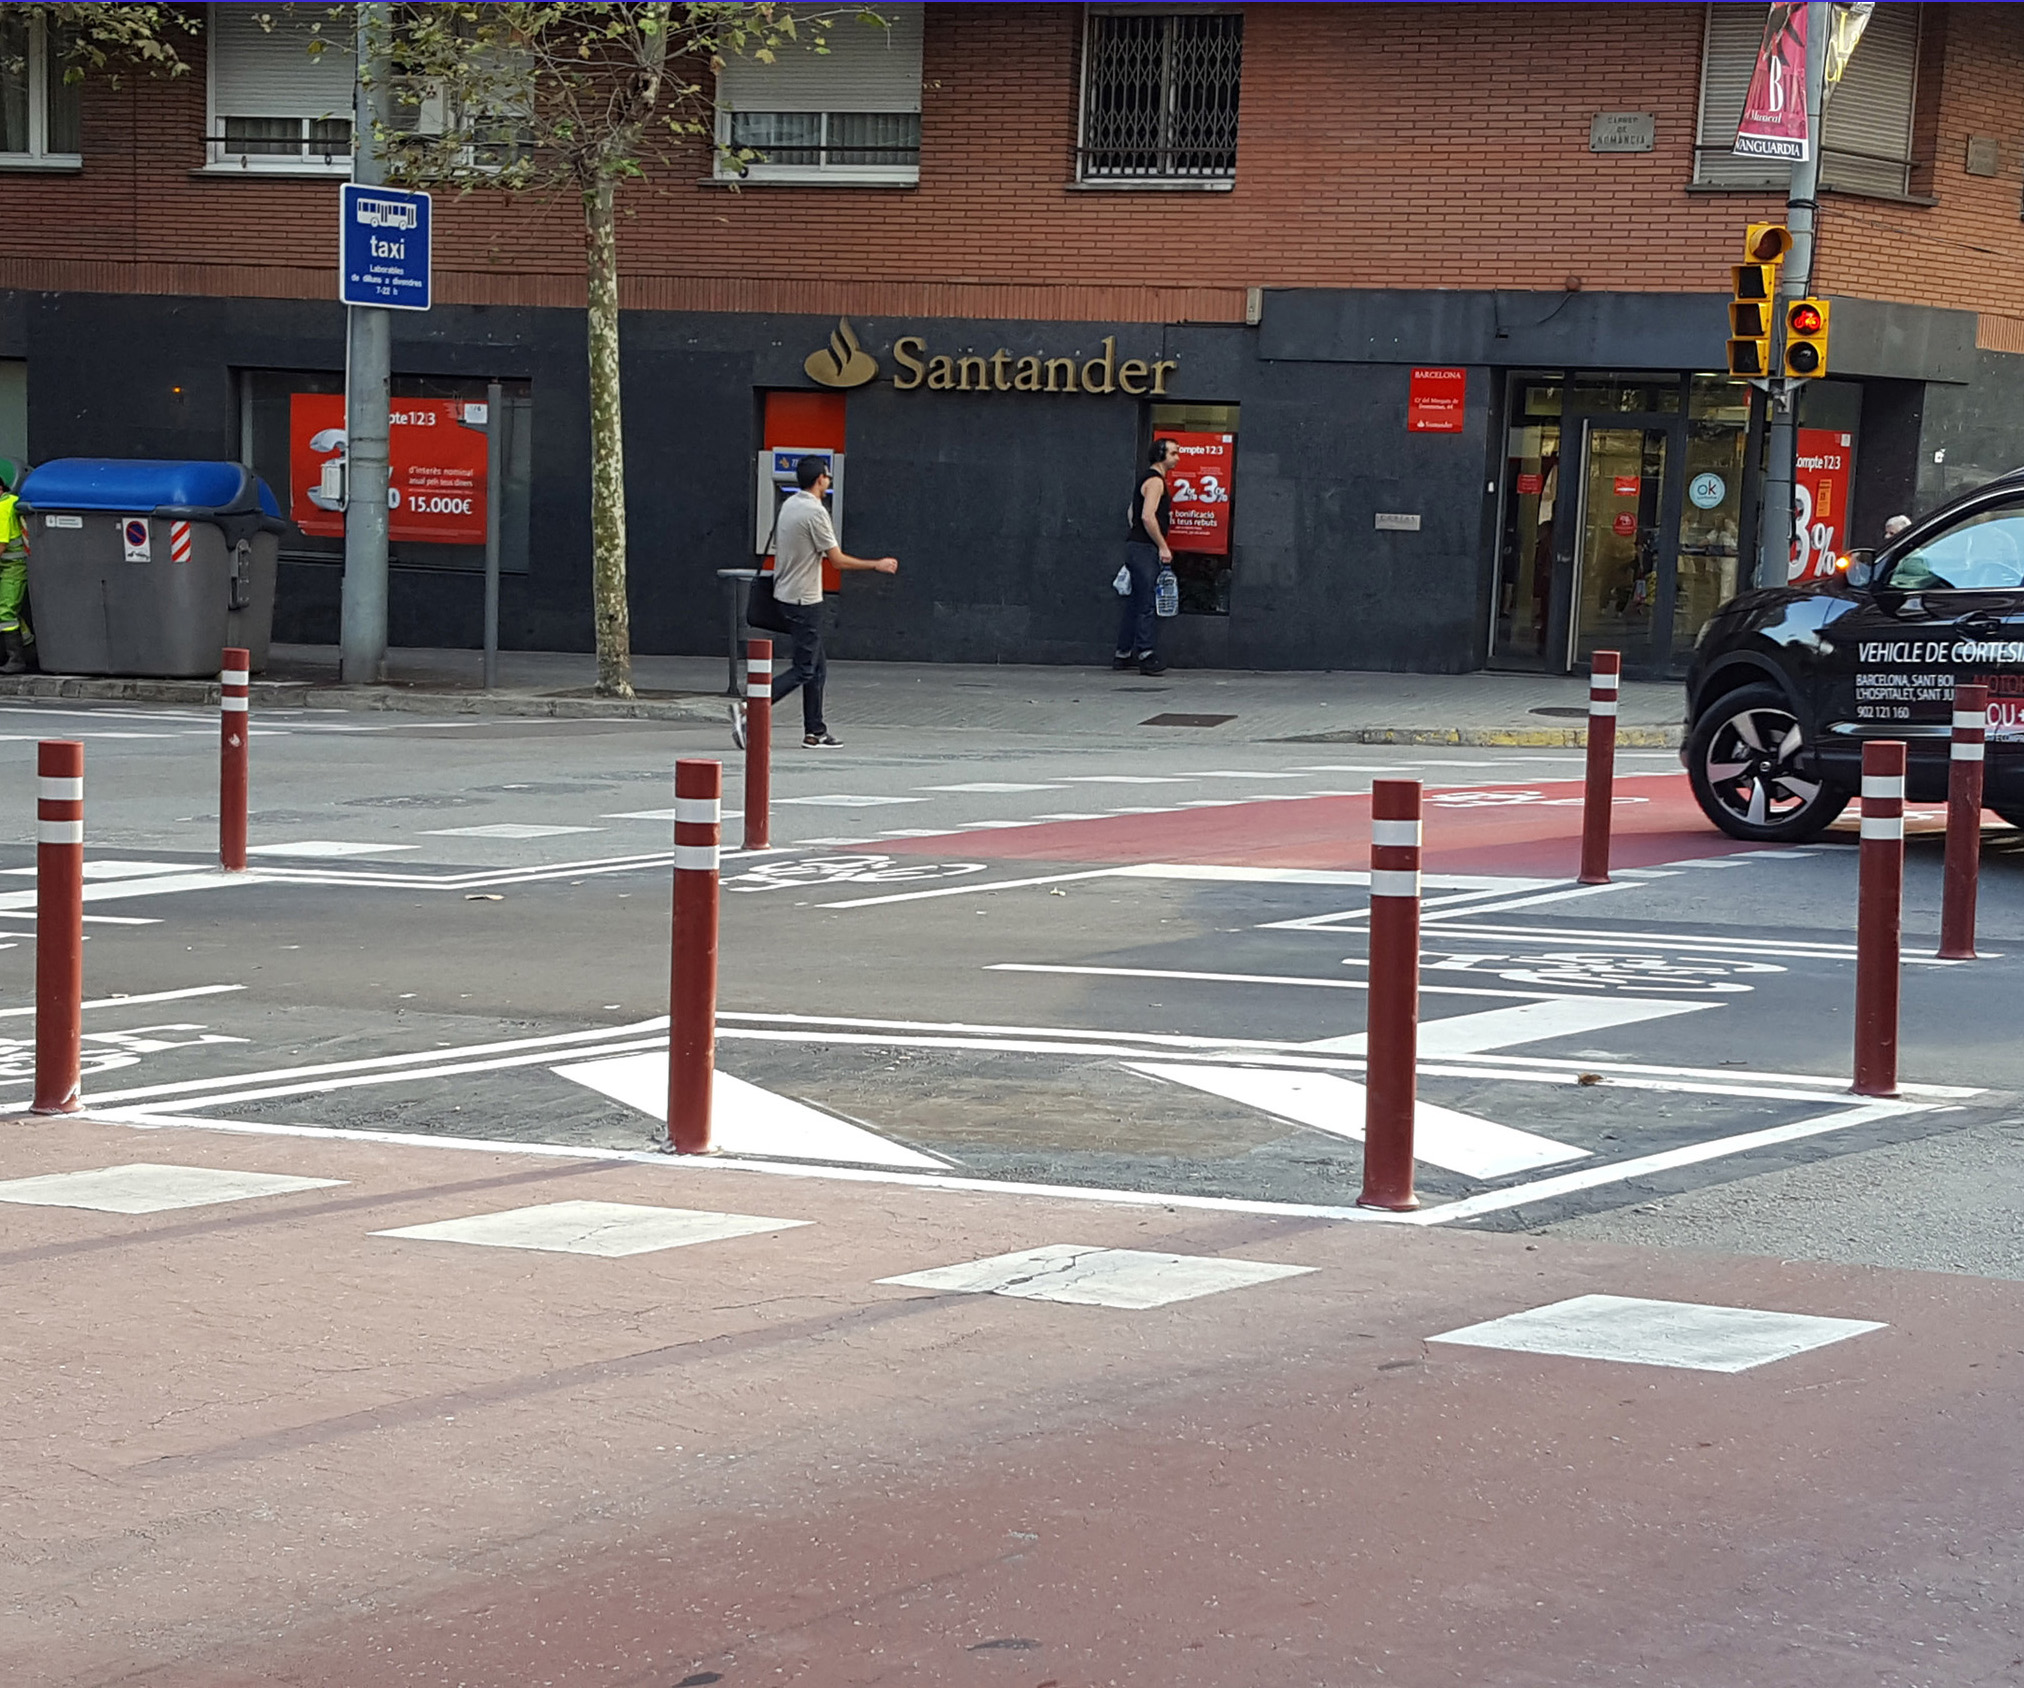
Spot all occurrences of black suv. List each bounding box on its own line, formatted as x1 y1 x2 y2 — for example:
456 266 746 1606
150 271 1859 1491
1685 465 2024 841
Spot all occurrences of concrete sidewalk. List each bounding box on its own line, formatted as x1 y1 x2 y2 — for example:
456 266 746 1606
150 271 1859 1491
1 1114 2014 1687
0 642 1687 745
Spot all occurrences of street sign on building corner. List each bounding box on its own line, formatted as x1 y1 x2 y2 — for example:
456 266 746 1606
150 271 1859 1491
339 183 432 311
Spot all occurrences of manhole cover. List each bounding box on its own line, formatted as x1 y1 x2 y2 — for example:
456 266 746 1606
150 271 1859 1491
1142 712 1236 727
1529 706 1590 719
343 794 484 809
473 781 604 795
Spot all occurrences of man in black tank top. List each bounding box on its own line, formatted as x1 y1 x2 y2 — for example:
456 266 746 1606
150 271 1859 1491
1115 437 1177 675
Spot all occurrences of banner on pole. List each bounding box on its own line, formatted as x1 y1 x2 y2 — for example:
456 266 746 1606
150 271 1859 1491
1735 1 1811 162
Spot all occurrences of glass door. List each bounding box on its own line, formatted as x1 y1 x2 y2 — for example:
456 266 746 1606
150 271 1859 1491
1570 416 1683 670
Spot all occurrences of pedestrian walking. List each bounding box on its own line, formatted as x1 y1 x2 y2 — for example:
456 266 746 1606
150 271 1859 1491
1115 438 1175 676
734 454 896 749
0 465 34 675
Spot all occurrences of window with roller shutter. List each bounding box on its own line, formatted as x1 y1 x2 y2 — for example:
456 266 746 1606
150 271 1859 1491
204 2 354 173
1693 1 1922 196
714 4 921 184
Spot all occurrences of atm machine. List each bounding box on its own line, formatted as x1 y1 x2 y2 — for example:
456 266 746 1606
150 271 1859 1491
754 446 844 553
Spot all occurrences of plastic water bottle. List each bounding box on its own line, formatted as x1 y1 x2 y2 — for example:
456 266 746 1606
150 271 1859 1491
1155 566 1179 618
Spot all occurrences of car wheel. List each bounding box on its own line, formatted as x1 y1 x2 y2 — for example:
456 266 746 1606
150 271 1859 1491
1687 683 1850 842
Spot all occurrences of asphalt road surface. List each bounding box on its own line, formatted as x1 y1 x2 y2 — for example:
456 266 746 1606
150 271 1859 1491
1 692 2019 1263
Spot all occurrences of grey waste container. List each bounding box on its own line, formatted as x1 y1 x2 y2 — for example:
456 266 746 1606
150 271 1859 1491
17 458 287 678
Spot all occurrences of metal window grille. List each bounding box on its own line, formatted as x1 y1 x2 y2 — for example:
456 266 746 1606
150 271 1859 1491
1080 11 1241 182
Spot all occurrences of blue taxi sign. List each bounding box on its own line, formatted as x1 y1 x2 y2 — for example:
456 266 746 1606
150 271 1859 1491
340 184 432 310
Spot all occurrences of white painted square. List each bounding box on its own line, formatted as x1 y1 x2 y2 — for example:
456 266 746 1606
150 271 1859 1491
1429 1294 1885 1374
1029 812 1112 822
247 841 417 858
956 820 1038 830
374 1199 806 1257
602 808 743 822
879 1244 1314 1310
921 782 1064 793
0 1162 344 1214
422 823 604 839
1 861 190 880
776 794 925 808
879 828 956 838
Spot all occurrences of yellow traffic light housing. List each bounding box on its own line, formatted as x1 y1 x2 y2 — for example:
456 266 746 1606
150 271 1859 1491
1728 263 1778 377
1744 222 1794 264
1783 297 1830 378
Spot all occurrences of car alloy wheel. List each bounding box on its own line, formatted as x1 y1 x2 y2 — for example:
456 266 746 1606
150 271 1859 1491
1687 683 1850 842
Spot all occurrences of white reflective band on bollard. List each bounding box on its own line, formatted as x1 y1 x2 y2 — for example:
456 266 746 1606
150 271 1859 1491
1370 819 1422 847
38 777 82 801
38 820 83 845
1587 698 1619 716
1369 868 1421 898
221 696 250 713
220 670 250 686
1861 774 1904 800
674 843 720 872
746 662 772 682
1859 814 1905 841
1954 741 1986 761
1954 710 1987 731
674 797 721 825
1589 672 1620 692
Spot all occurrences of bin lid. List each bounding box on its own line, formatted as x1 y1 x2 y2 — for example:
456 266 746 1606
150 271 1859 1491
18 459 283 520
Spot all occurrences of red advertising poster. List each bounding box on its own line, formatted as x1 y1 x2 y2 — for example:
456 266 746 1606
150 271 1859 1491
1735 2 1810 162
1613 511 1638 537
1613 475 1641 497
1515 471 1543 496
289 393 489 545
1162 431 1235 554
1791 427 1855 582
1407 367 1467 433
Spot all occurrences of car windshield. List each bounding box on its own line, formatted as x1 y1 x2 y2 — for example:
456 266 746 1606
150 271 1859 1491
1887 503 2024 591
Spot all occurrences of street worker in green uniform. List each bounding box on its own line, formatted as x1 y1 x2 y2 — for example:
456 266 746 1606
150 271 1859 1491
0 465 32 674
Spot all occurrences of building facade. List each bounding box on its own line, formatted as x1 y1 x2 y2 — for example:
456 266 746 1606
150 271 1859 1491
4 2 2024 677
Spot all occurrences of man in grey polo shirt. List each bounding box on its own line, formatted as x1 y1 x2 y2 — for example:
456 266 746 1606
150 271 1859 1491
738 454 897 748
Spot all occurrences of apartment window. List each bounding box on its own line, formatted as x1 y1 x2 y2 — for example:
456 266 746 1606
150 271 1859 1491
1078 7 1242 186
0 14 82 167
715 4 921 184
205 2 354 172
1694 2 1921 196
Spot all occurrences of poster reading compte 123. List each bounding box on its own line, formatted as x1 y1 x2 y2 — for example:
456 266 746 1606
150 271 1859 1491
288 392 489 545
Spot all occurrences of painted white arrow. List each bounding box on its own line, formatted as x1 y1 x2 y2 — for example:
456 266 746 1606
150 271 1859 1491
551 1054 949 1170
1127 1062 1589 1180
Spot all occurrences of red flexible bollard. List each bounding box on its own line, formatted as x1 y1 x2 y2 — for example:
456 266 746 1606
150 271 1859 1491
1854 739 1905 1098
1938 683 1987 961
34 740 84 1115
220 646 250 871
744 638 772 851
1359 778 1421 1211
1577 649 1620 886
668 759 722 1154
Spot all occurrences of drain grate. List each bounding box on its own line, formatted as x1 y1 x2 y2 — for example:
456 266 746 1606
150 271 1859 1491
1142 712 1236 727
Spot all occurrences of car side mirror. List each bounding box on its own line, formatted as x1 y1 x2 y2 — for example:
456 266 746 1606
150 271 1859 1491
1842 549 1878 588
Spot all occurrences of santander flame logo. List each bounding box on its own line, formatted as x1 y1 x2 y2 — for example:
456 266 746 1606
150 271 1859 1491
804 317 879 388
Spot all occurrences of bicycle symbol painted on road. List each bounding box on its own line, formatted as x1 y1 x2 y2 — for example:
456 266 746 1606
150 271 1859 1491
1425 789 1652 810
723 855 990 894
0 1024 251 1082
1421 951 1783 994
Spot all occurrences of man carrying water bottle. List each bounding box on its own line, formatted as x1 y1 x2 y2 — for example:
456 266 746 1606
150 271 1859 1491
1114 437 1176 676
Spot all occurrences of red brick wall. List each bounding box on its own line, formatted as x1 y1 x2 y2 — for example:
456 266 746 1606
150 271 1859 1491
5 3 2021 325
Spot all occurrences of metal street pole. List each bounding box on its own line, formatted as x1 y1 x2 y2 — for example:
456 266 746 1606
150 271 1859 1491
1757 0 1830 590
341 1 393 683
484 379 502 689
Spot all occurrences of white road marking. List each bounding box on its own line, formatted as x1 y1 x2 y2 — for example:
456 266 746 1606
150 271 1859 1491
1193 770 1313 780
0 983 246 1022
1420 883 1632 920
550 1055 949 1169
1 860 192 880
1300 996 1714 1055
1053 775 1191 784
1429 1294 1885 1373
1128 1063 1588 1179
0 1162 342 1214
373 1199 806 1257
247 841 418 858
922 782 1065 793
777 794 926 808
1029 812 1113 822
602 808 744 822
0 871 253 912
826 861 1559 911
987 961 1572 1001
879 1244 1313 1309
423 823 605 839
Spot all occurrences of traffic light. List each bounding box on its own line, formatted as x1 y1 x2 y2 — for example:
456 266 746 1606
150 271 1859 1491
1727 262 1777 377
1744 221 1794 265
1783 297 1830 377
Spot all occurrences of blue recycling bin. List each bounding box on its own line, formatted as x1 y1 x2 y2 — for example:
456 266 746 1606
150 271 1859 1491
17 459 287 677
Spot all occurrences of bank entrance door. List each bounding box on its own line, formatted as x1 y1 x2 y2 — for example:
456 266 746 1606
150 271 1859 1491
1491 373 1754 678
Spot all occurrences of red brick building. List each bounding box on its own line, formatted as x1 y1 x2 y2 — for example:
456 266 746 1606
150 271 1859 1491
3 2 2019 675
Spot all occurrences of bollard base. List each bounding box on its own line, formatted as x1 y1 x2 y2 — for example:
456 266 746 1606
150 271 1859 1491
1356 1191 1420 1213
31 1099 81 1116
1851 1081 1900 1100
1576 871 1610 887
1936 945 1977 962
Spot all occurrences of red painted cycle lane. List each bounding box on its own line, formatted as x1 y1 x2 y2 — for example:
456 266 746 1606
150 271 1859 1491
870 773 1764 876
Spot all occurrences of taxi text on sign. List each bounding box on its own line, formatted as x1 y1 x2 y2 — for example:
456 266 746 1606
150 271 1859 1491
339 184 432 311
1407 368 1467 434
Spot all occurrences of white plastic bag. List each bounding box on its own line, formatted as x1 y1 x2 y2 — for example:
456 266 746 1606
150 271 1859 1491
1112 565 1132 596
